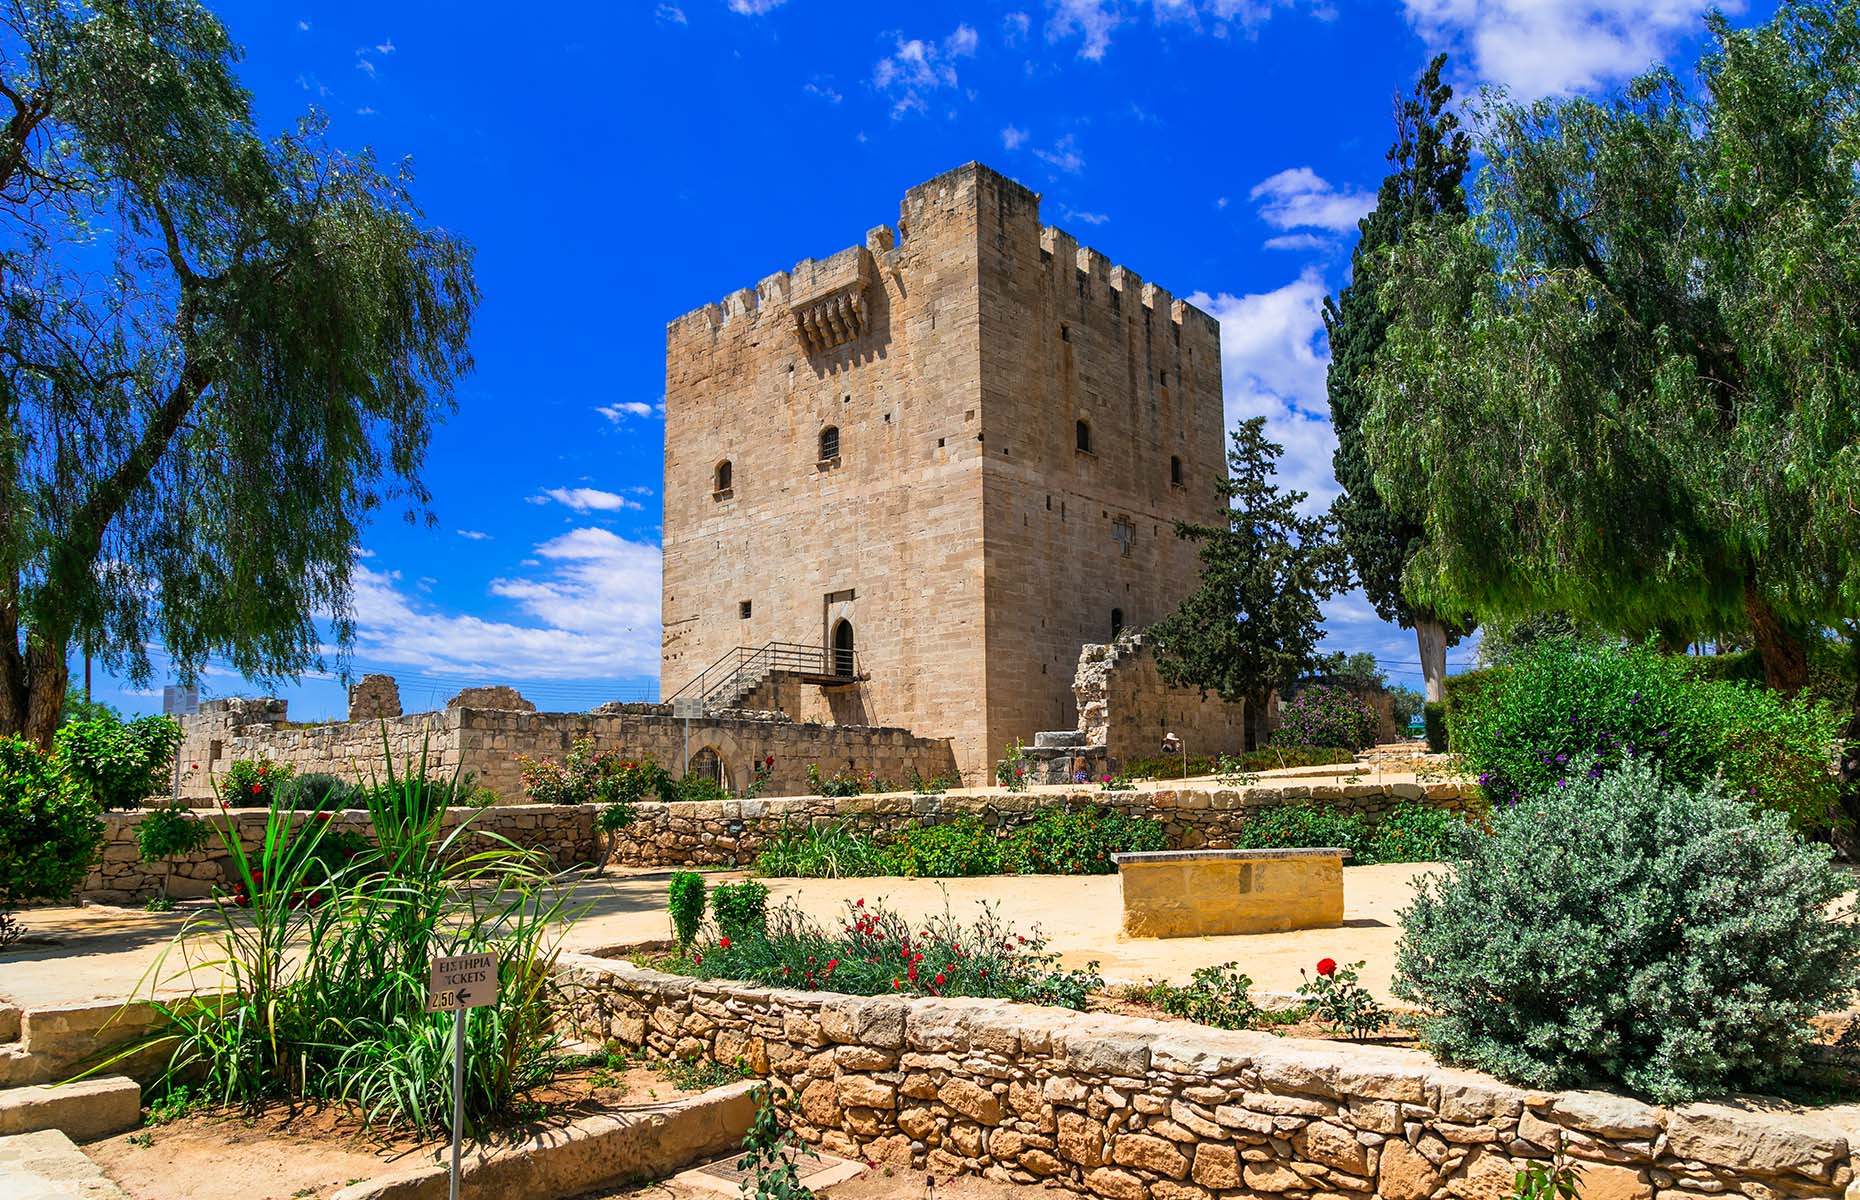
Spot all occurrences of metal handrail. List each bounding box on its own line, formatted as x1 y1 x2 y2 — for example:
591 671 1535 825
663 640 861 711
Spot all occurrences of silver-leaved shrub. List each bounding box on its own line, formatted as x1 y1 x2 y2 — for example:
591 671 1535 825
1394 756 1860 1104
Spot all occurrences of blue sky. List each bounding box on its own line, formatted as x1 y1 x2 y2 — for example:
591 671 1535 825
94 0 1764 718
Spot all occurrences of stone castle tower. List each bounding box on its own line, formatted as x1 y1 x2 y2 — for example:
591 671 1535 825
660 163 1227 781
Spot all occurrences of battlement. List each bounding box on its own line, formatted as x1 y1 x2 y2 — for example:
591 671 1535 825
667 162 1214 347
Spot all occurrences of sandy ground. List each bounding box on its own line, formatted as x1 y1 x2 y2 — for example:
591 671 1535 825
1 862 1436 1011
563 863 1444 1000
576 1159 1046 1200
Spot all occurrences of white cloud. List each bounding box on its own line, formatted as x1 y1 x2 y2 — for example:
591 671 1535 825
1061 206 1110 225
1047 0 1121 60
657 4 688 24
1004 11 1032 44
1187 268 1338 512
355 106 376 116
873 24 979 117
375 37 396 54
1400 0 1735 99
1263 232 1333 252
1034 133 1086 174
349 529 661 680
1249 167 1374 233
1046 0 1293 59
1001 125 1030 150
597 401 656 422
805 80 844 103
727 0 787 13
535 486 641 513
296 19 310 31
456 529 491 541
354 56 376 78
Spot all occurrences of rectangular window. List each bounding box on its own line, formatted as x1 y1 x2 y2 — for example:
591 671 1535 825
739 600 752 619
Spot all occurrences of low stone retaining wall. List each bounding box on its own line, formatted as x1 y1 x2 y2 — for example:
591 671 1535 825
81 804 595 905
608 780 1477 868
557 955 1860 1200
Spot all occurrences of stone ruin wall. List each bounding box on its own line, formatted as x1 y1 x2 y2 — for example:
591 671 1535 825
1024 636 1251 784
559 957 1860 1200
171 693 958 804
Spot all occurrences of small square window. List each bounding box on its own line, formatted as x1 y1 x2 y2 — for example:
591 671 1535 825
739 600 752 619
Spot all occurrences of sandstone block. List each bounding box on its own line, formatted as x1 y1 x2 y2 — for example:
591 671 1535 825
1299 1121 1370 1174
939 1078 1002 1125
1242 1160 1305 1192
1084 1167 1149 1200
1190 1142 1241 1189
1377 1138 1441 1200
1020 1149 1063 1176
837 1075 897 1110
1059 1112 1107 1167
1112 1133 1190 1179
799 1079 839 1127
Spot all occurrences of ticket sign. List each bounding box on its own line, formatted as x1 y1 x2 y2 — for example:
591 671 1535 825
426 951 500 1012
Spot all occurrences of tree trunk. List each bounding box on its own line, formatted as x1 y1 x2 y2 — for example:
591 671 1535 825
1244 689 1273 752
1 634 68 750
1415 617 1450 703
1743 584 1809 694
1832 632 1860 861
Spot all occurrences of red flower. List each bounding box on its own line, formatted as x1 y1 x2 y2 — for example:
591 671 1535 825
934 973 947 987
826 958 838 970
693 952 703 965
907 965 918 981
719 936 732 949
1316 958 1337 977
765 755 775 766
250 784 262 794
891 978 901 989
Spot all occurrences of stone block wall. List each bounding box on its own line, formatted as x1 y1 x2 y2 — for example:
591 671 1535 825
1079 635 1249 770
172 699 957 804
604 780 1476 868
81 804 595 905
558 956 1860 1200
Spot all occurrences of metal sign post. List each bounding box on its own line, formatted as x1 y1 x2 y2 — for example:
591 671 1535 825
672 697 703 774
426 951 500 1200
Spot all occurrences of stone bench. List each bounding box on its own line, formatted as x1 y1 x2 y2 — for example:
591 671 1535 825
1112 847 1349 938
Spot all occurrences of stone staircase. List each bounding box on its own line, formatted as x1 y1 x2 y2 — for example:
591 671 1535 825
0 999 157 1143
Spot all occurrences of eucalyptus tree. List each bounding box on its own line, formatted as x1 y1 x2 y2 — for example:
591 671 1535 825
1324 53 1473 702
0 0 478 746
1364 0 1860 708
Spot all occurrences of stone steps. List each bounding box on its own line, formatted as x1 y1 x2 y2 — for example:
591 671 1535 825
0 1000 173 1088
0 1078 141 1142
0 1129 132 1199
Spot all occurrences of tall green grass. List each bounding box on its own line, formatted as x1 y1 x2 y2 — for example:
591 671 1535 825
132 734 581 1135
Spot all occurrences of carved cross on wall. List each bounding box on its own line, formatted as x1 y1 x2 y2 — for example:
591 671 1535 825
1112 518 1135 557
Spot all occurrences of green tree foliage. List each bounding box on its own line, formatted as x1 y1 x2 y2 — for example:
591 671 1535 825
1323 54 1473 700
0 1 478 747
52 713 179 809
1151 418 1349 749
1396 756 1860 1103
0 734 104 920
1364 0 1860 709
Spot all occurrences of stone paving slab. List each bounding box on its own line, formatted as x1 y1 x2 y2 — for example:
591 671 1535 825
0 1129 131 1200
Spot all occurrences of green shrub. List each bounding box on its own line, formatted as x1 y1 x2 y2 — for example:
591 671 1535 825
1002 806 1166 874
1422 702 1448 753
668 872 707 949
1137 963 1262 1030
147 732 572 1136
516 740 673 806
0 736 104 913
53 715 181 810
995 740 1029 791
682 897 1103 1010
1452 638 1841 829
712 881 769 942
1273 684 1378 751
274 772 365 810
673 773 729 804
754 820 895 878
219 758 295 808
1370 802 1468 864
1233 803 1375 863
1297 959 1386 1042
806 764 866 798
888 816 1000 877
134 805 213 898
1394 756 1860 1104
1441 667 1508 751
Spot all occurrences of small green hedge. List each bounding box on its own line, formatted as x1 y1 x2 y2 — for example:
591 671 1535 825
1233 800 1471 865
1119 745 1354 781
1421 702 1448 753
755 805 1168 879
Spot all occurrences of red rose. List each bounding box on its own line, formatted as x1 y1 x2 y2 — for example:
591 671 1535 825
891 978 901 989
907 965 918 980
250 784 262 794
1316 958 1337 977
719 936 731 949
934 973 946 987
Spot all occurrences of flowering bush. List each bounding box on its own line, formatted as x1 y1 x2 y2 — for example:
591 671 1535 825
1453 638 1842 829
677 897 1103 1010
517 740 673 806
887 816 1001 876
806 763 866 798
1297 958 1386 1042
995 740 1028 791
1395 756 1860 1103
219 758 295 808
1136 962 1262 1030
1273 684 1378 752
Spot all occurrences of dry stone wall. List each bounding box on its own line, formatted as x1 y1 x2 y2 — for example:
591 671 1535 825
558 956 1860 1200
81 804 594 905
606 780 1475 868
172 698 957 804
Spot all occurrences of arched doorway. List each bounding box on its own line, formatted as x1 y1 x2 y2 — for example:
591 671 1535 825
689 746 729 792
832 619 855 677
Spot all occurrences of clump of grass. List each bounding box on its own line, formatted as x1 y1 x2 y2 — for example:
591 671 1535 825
131 731 585 1137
